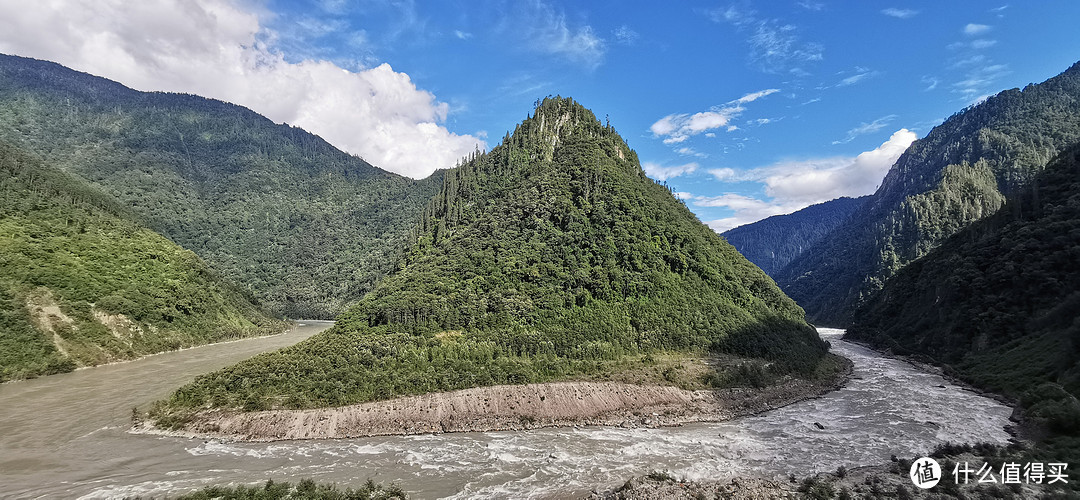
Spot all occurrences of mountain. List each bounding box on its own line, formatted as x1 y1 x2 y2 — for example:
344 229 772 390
0 54 442 318
775 61 1080 325
721 196 867 276
0 141 285 382
152 97 828 416
847 142 1080 448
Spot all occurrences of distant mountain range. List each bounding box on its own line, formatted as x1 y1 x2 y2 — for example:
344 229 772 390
721 196 867 276
769 61 1080 325
0 53 442 319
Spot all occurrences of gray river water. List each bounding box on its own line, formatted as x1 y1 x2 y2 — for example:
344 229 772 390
0 326 1013 499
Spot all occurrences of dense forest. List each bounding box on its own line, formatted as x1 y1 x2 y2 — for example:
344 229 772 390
721 196 867 276
775 60 1080 325
0 54 442 318
848 142 1080 477
0 141 285 382
151 97 829 420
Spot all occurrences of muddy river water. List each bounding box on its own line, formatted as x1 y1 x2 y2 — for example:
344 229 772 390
0 326 1013 498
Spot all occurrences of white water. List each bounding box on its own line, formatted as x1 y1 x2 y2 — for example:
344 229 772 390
0 327 1013 499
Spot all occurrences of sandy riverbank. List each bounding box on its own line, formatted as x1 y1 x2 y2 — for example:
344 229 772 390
138 356 852 442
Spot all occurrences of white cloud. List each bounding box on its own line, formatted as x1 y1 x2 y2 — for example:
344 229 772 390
881 8 919 19
697 194 798 233
454 30 473 40
765 129 916 202
709 6 822 75
838 71 872 86
651 109 740 144
642 161 699 181
832 115 898 144
735 88 780 103
0 0 483 179
649 89 778 144
708 167 737 180
676 147 707 158
963 23 991 35
922 75 939 91
613 25 639 45
951 63 1010 97
520 1 606 69
950 39 998 50
699 129 917 232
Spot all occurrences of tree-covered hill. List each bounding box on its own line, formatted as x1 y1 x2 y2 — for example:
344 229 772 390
847 142 1080 461
152 97 829 417
0 141 285 382
721 196 867 277
776 60 1080 325
0 54 442 318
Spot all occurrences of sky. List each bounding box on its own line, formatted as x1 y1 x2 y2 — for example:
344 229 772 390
1 1 1079 232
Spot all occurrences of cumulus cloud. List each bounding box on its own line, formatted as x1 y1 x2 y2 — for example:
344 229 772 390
0 0 483 179
881 8 919 18
963 23 991 35
642 161 699 181
763 129 916 202
650 89 778 144
696 129 917 232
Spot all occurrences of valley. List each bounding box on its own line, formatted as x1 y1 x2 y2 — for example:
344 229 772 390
1 5 1079 494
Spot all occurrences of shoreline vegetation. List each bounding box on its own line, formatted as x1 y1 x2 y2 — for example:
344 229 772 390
136 353 851 441
0 141 290 383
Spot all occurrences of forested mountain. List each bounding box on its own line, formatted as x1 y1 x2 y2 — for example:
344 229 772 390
0 141 285 382
153 97 828 416
848 143 1080 453
776 61 1080 325
0 54 443 318
721 196 867 276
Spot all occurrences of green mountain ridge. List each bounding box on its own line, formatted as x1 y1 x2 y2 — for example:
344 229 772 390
775 60 1080 325
721 196 868 277
0 53 442 318
847 142 1080 470
0 141 285 382
153 97 828 416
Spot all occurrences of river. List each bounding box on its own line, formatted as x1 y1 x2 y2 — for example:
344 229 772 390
0 327 1013 499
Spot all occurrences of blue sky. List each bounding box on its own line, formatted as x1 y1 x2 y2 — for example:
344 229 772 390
2 1 1079 231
